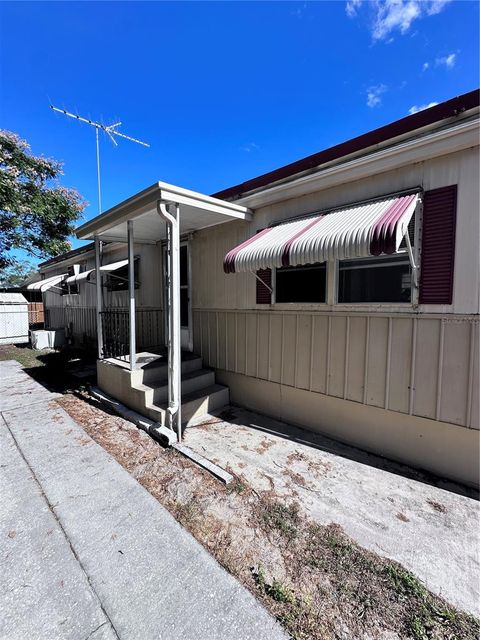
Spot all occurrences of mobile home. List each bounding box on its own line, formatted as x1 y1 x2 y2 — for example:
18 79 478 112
37 90 480 487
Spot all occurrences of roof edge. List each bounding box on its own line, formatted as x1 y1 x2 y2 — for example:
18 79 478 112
213 89 480 201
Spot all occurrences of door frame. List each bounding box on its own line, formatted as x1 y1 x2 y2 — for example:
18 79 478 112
163 238 193 352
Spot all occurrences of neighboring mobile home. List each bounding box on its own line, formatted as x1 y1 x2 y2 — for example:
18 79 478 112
36 90 480 487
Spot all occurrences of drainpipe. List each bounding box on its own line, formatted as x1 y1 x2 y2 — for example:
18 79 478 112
94 236 104 360
156 200 182 441
127 220 136 371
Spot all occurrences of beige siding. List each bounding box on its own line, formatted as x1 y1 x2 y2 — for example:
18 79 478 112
192 147 480 315
193 309 479 431
41 241 163 348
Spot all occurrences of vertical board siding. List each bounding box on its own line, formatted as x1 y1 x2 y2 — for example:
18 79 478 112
440 320 471 425
419 185 457 305
311 315 329 394
346 317 367 403
329 316 347 398
470 322 480 429
366 317 389 407
389 318 413 414
281 315 297 386
413 319 441 419
192 309 477 430
236 313 247 375
246 314 258 377
295 315 312 390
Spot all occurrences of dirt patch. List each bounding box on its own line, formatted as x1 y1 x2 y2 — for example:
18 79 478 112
256 439 275 454
56 391 479 640
427 499 448 514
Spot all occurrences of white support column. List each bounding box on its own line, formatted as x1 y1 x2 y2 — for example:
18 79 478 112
94 236 103 360
157 201 182 441
128 220 136 371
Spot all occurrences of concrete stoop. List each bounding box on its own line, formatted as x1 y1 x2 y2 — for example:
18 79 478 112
97 352 229 426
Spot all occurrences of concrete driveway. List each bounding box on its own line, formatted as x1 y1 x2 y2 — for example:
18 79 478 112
0 360 286 640
185 407 480 617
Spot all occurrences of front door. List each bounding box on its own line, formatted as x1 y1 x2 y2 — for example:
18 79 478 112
163 241 192 351
180 243 192 350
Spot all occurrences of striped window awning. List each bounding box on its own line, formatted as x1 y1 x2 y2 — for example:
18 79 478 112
64 259 129 284
27 273 68 292
224 193 419 273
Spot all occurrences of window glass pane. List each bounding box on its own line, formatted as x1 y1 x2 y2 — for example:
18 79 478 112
180 246 188 286
180 287 189 326
338 256 411 303
275 263 326 303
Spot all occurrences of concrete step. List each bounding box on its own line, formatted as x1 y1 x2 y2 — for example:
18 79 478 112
133 368 216 405
144 384 230 426
133 354 202 385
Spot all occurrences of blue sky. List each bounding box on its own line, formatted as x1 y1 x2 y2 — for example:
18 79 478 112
0 0 478 263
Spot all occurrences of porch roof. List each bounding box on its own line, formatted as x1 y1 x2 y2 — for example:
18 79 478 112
76 181 252 243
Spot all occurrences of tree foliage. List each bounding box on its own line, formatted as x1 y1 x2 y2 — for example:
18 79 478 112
0 260 37 288
0 130 86 270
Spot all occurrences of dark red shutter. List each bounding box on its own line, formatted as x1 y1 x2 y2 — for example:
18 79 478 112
419 185 457 304
256 268 272 304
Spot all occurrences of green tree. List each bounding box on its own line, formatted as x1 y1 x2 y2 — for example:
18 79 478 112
0 130 85 270
0 260 37 288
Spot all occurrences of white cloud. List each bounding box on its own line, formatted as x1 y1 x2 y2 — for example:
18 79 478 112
422 62 430 71
408 102 439 114
346 0 362 18
436 52 456 68
366 84 387 108
346 0 453 41
241 142 260 153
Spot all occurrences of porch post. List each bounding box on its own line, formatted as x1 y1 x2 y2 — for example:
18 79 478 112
157 201 182 440
94 236 103 359
128 220 136 371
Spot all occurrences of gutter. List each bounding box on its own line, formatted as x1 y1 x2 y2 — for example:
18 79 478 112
234 117 479 210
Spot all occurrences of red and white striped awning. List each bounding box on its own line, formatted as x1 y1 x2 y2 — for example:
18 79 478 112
224 193 419 273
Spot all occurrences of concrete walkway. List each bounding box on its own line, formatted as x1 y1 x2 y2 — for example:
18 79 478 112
186 407 480 617
0 361 286 640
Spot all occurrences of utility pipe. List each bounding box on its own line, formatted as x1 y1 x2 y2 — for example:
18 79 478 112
157 200 182 441
94 236 104 360
127 220 136 371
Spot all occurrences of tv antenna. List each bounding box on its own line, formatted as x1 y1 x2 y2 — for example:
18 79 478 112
50 105 150 214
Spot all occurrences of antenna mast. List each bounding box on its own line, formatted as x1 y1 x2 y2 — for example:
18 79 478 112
50 105 150 213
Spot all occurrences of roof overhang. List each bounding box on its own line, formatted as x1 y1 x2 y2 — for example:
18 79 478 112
233 117 479 210
76 181 252 243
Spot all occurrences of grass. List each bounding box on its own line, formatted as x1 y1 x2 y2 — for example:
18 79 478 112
256 498 300 541
0 343 96 394
250 499 479 640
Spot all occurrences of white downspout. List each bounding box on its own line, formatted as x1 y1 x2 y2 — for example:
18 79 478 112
127 220 136 371
94 236 104 360
156 200 182 441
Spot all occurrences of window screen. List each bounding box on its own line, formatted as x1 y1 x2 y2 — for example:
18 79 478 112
275 263 326 303
338 255 411 303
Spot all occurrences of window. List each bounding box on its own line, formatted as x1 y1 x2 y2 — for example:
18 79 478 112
338 254 411 303
337 212 415 304
105 257 140 292
61 264 82 296
275 263 326 303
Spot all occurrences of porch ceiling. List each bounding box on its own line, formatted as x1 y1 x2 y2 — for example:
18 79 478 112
76 181 252 244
